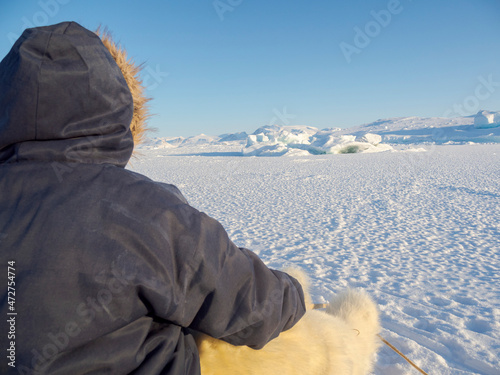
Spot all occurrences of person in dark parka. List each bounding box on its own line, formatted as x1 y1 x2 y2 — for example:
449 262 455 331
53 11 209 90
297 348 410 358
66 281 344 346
0 22 305 374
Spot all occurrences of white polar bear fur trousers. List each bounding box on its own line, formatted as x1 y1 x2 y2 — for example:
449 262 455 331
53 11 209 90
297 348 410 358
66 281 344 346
196 269 382 375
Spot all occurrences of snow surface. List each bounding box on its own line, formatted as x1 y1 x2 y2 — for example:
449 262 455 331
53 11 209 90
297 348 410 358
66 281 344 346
128 141 500 375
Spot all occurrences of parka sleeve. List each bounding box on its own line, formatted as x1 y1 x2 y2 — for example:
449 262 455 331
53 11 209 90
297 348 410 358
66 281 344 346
156 202 306 349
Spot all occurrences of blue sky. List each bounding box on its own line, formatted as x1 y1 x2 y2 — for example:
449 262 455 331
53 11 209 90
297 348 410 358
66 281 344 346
2 0 500 137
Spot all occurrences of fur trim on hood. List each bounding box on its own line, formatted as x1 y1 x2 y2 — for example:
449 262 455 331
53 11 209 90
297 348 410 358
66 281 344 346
96 27 151 147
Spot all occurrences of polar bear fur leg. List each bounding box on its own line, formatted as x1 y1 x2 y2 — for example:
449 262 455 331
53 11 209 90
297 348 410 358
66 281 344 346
196 278 381 375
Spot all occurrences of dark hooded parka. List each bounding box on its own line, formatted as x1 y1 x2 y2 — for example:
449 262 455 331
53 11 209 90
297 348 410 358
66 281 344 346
0 22 305 374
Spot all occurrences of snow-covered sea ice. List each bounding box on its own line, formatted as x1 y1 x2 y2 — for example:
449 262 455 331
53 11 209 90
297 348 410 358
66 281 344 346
129 142 500 374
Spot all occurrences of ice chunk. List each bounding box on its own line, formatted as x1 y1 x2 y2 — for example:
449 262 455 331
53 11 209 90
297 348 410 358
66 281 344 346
355 133 382 145
474 110 500 129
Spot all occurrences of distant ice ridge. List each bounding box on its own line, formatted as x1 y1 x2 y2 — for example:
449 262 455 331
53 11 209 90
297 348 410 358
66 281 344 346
139 111 500 156
243 125 391 156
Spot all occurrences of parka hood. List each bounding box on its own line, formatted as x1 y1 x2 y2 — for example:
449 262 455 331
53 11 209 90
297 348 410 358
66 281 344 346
0 22 147 167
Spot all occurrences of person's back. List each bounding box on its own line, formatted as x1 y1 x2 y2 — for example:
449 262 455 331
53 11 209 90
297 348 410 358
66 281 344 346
0 22 305 374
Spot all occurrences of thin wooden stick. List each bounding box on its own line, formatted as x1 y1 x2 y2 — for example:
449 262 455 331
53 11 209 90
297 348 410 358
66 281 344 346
377 334 429 375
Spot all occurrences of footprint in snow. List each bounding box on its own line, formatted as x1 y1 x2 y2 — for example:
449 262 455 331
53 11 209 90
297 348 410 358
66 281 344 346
428 296 453 307
453 296 477 306
403 306 425 318
466 319 492 334
414 319 437 333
